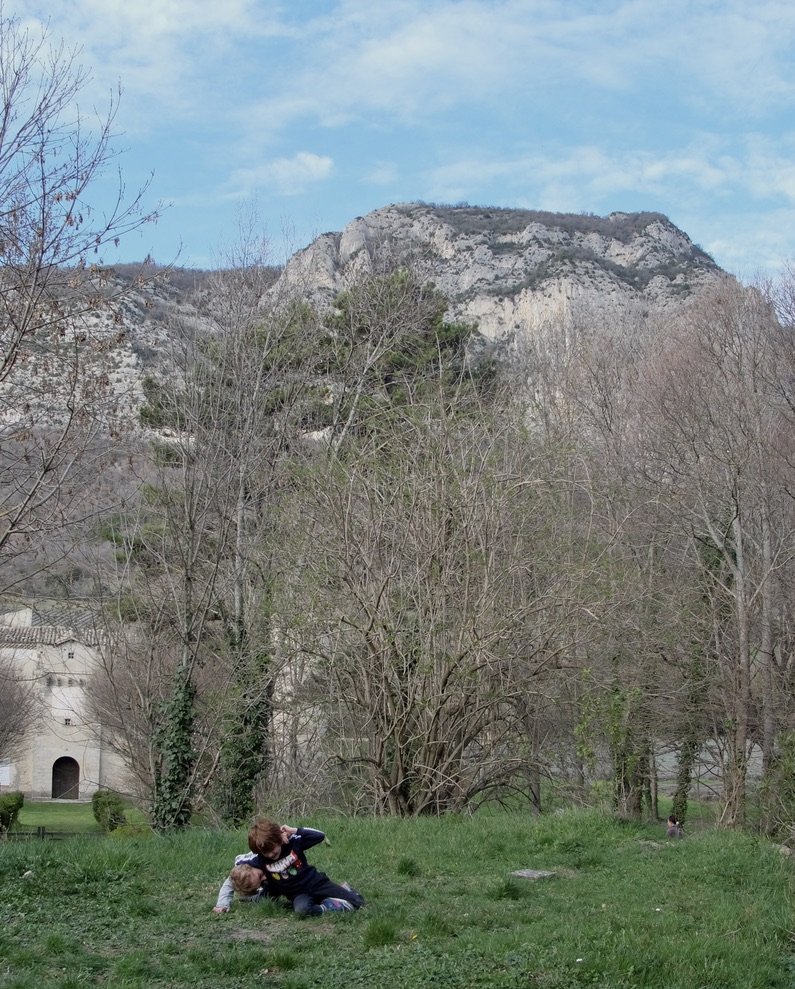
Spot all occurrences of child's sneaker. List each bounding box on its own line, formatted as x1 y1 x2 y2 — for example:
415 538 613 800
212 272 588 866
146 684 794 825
338 882 365 908
321 897 354 912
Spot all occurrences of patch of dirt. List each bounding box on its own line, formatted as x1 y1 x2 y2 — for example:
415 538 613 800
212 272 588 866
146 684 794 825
511 869 557 880
228 927 274 943
511 866 578 879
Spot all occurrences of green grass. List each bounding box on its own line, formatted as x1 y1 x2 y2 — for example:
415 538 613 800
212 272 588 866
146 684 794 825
15 799 149 833
0 809 792 988
16 799 101 832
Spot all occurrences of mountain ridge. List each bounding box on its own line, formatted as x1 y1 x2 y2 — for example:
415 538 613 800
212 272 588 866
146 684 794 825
0 203 732 597
276 202 725 340
2 204 729 436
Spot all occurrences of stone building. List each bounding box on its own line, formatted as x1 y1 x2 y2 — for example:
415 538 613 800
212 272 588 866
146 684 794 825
0 605 130 800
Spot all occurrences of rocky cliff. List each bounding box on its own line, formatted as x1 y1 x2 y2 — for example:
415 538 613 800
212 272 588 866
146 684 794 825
0 204 729 597
277 202 725 340
0 206 728 438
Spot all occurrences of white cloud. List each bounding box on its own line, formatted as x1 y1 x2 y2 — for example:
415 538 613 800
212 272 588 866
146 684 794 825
742 137 795 202
12 1 795 155
9 0 793 274
365 161 400 186
9 0 795 138
6 0 291 129
701 207 795 280
247 0 795 134
227 152 334 196
422 137 795 212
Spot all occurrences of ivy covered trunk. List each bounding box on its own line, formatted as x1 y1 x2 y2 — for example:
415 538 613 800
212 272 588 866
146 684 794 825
214 650 273 825
151 669 196 831
604 687 654 821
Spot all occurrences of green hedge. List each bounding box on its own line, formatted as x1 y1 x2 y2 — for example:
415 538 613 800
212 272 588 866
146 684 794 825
0 791 24 832
91 790 127 832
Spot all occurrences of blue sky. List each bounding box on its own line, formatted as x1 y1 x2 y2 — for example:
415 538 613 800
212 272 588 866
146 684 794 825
11 0 795 279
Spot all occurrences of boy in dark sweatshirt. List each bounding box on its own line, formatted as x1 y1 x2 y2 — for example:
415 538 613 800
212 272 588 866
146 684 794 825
213 819 364 916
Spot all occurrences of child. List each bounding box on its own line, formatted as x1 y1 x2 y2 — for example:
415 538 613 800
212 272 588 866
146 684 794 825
213 819 364 917
213 861 270 913
666 814 684 838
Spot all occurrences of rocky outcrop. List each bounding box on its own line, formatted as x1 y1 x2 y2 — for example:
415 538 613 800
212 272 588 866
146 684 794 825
277 203 725 340
0 206 728 597
0 206 726 437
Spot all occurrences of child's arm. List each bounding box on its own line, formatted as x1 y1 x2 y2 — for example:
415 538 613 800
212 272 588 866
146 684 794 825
213 875 235 913
292 826 325 851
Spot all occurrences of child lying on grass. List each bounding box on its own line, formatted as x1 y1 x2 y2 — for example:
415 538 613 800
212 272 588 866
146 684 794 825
213 818 364 917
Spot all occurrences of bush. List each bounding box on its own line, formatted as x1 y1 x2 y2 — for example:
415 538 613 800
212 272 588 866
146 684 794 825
0 791 24 832
107 821 153 841
91 790 128 832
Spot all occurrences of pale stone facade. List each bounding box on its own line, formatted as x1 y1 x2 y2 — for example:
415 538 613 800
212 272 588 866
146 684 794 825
0 606 130 800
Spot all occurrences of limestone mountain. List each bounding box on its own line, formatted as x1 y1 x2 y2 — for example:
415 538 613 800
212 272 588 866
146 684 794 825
0 206 728 441
276 202 725 341
0 205 729 598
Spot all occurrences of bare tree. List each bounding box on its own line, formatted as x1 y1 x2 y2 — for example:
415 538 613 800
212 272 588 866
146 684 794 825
514 301 727 821
89 226 320 827
0 8 156 594
93 312 253 829
0 657 38 760
196 228 320 824
638 279 795 826
269 268 578 815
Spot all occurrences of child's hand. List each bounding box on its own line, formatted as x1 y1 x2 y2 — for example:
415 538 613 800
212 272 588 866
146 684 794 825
280 825 297 840
213 906 230 913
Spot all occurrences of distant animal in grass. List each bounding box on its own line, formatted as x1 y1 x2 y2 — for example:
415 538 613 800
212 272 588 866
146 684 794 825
666 815 684 838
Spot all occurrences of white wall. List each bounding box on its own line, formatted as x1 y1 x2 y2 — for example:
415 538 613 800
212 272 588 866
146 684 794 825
1 613 132 800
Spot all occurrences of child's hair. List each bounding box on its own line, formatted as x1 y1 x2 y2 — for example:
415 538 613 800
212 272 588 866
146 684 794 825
248 817 283 855
230 863 263 895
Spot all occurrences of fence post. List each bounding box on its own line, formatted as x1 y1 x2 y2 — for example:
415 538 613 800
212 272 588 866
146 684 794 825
37 826 45 840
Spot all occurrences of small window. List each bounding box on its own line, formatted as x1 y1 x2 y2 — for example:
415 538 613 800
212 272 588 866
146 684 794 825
64 718 72 726
67 678 73 686
67 650 75 660
46 675 54 687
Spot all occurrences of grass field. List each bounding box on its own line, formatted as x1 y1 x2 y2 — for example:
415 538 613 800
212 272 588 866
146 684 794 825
14 799 149 834
15 800 101 833
0 809 792 989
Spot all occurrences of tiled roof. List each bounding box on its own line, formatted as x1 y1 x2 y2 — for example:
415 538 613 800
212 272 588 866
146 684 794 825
31 606 98 629
0 625 101 647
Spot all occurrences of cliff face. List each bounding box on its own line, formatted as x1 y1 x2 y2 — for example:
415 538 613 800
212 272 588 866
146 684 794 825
277 203 725 339
0 206 725 433
0 205 727 438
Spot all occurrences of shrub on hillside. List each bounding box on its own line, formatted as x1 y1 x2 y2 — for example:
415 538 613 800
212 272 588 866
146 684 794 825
0 791 24 833
91 790 127 832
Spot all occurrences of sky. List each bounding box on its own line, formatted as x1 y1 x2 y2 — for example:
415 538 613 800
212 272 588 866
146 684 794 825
8 0 795 279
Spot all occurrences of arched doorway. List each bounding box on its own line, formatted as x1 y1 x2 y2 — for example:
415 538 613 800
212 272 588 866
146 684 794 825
52 757 80 799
